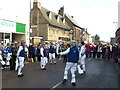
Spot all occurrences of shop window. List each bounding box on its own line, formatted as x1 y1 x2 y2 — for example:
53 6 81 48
0 33 3 41
5 33 10 39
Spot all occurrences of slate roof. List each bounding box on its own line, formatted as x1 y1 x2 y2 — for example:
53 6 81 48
65 13 82 29
40 7 72 31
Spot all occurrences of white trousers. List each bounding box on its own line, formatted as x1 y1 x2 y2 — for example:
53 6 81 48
78 56 86 72
49 53 56 63
18 57 24 75
77 64 83 74
64 62 77 83
40 57 47 69
6 54 11 65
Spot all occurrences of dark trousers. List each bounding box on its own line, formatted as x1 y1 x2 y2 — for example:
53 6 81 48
32 55 35 62
97 52 102 59
10 55 16 70
63 55 68 63
93 52 96 58
86 51 90 58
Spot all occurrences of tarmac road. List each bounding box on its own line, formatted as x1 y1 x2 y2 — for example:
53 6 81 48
2 58 119 89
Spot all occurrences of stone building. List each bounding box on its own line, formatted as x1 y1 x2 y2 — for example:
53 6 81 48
116 28 120 46
110 37 116 45
30 1 73 45
80 29 90 44
64 13 83 44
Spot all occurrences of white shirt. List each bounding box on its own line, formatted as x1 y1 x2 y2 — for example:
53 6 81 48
60 48 70 55
40 47 44 57
97 45 102 52
56 44 59 54
79 45 86 58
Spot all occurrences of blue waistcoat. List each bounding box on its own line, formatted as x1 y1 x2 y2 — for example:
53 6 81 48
67 46 79 63
6 46 12 54
41 47 47 57
0 49 4 55
49 46 55 53
19 45 25 57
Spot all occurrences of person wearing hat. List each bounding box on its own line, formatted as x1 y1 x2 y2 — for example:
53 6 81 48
77 42 86 74
16 41 25 77
59 41 79 86
49 43 56 64
40 43 47 70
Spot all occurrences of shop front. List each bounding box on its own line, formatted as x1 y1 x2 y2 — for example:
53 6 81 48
0 19 26 45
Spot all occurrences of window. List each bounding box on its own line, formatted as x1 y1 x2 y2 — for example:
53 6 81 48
61 18 65 24
47 11 52 19
52 30 55 35
62 31 65 35
55 15 59 23
56 30 58 35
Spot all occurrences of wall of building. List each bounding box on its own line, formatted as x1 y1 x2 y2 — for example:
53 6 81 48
73 26 81 42
48 26 71 41
118 1 120 28
110 38 116 45
39 24 48 41
13 34 25 42
82 33 89 43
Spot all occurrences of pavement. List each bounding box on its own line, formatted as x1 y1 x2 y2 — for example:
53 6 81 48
1 58 120 89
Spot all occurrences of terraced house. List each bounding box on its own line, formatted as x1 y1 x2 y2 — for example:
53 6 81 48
30 1 73 45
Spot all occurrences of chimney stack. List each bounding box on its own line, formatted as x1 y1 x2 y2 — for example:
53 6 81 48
33 0 41 9
58 6 64 17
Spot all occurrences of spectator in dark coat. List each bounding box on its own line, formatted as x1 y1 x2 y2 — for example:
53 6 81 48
112 45 119 63
28 44 36 62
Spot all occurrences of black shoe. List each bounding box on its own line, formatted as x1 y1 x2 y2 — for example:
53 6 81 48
43 68 46 70
79 73 84 75
41 68 46 70
10 68 13 70
62 79 67 84
21 74 24 76
72 83 76 86
18 75 22 77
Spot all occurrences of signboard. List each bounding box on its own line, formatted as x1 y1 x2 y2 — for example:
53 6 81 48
16 23 26 33
31 25 37 28
0 19 16 32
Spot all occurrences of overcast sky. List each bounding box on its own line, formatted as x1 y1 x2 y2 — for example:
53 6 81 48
0 0 119 42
